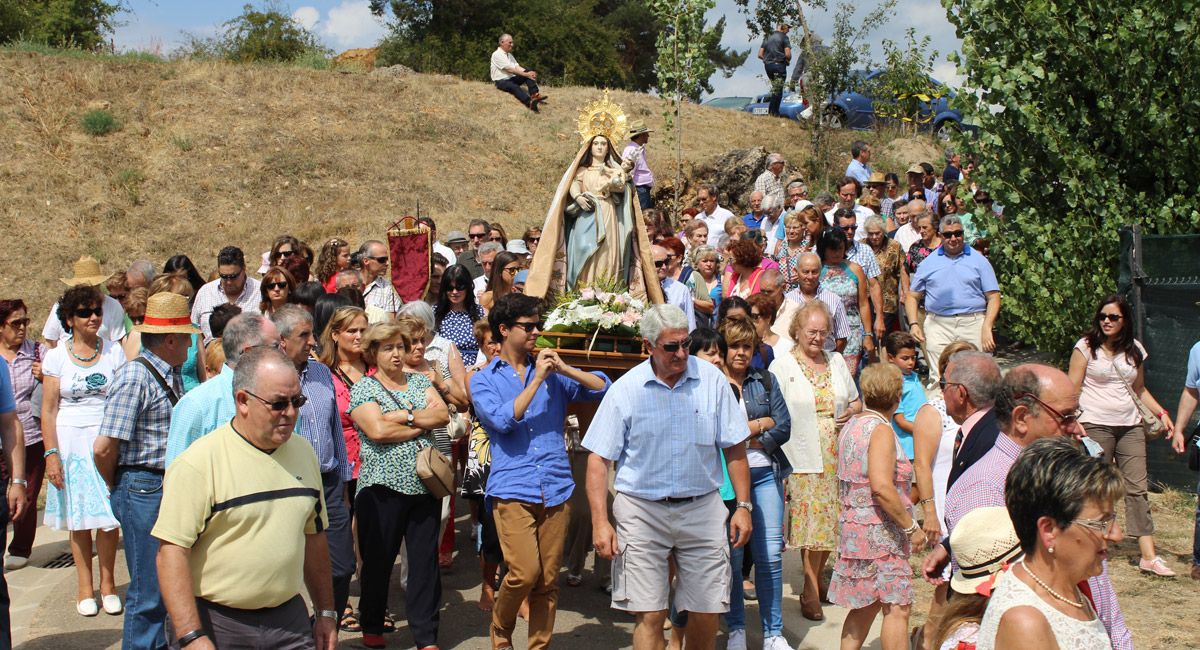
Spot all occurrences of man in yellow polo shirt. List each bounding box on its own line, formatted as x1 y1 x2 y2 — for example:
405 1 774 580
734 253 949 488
153 348 337 650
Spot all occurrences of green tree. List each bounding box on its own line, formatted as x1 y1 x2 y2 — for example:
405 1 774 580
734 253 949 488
0 0 126 50
180 3 327 63
370 0 745 93
867 28 938 134
944 0 1200 353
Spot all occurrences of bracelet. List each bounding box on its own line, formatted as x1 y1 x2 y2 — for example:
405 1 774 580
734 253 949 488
918 497 935 506
902 520 919 534
1158 410 1168 419
316 609 338 620
43 447 59 459
178 629 207 647
10 479 26 487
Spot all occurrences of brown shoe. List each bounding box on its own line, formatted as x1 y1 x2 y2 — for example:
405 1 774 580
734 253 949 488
1191 564 1200 581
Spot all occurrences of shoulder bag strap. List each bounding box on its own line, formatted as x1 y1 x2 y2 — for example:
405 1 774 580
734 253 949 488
370 376 412 412
133 357 178 406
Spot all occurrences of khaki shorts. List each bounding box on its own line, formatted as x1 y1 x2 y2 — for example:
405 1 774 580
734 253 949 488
610 491 730 614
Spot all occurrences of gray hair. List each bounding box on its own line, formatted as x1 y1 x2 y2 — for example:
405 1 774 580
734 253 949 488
761 194 782 213
946 351 1001 408
641 304 688 344
477 241 504 257
270 304 312 339
358 240 386 256
398 301 436 331
759 268 785 290
691 245 719 265
222 313 273 368
698 183 719 199
863 215 886 232
232 347 296 395
813 192 836 209
127 260 156 286
994 365 1048 428
335 268 362 285
766 153 785 166
786 180 807 192
499 33 512 44
940 214 963 232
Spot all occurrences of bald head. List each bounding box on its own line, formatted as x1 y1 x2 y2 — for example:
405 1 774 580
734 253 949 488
907 199 927 215
759 268 784 290
997 363 1083 442
796 252 821 294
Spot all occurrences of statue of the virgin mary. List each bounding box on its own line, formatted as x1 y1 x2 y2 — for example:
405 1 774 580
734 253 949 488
526 92 663 304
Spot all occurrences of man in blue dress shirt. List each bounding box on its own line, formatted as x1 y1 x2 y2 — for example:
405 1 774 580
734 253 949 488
584 304 752 650
470 293 610 650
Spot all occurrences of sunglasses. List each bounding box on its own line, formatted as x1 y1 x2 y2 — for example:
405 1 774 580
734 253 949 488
526 237 541 243
660 337 692 353
244 390 308 412
654 260 668 268
367 256 389 264
264 281 288 291
1099 313 1122 322
840 224 857 232
5 318 30 328
276 249 296 258
74 307 103 319
468 232 487 240
502 266 520 276
942 230 965 239
508 321 544 332
446 284 471 293
219 270 243 281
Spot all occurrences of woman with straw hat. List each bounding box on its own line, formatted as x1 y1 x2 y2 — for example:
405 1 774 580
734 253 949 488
42 255 129 347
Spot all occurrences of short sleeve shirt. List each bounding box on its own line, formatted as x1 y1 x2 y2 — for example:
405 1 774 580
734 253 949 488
0 358 15 416
761 31 791 65
1075 338 1147 427
349 374 435 496
490 48 518 81
42 295 128 344
910 245 999 316
1187 341 1200 389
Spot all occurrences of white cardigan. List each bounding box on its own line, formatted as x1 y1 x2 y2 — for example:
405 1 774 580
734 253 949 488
771 350 858 474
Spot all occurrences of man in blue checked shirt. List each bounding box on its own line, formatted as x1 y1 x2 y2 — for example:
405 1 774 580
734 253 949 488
470 293 610 650
584 304 752 650
94 292 199 650
272 305 354 628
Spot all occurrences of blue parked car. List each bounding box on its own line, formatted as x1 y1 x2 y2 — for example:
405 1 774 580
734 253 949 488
701 96 755 111
740 91 812 121
817 69 972 139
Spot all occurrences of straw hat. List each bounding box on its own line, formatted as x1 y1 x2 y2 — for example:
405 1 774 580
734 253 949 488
135 293 201 334
949 506 1024 595
628 121 654 137
59 255 110 286
867 171 887 185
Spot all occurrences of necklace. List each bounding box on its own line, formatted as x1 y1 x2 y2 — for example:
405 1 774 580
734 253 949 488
860 408 890 423
68 335 100 363
1021 561 1084 608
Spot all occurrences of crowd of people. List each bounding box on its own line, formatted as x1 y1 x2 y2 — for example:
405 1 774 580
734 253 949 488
0 133 1193 650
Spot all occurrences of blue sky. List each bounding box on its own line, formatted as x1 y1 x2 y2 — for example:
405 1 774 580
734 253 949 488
112 0 963 97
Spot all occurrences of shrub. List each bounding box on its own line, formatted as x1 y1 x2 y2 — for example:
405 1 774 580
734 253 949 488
80 109 120 136
177 3 330 64
112 168 145 205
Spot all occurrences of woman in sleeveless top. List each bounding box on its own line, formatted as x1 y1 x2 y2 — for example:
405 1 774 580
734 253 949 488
817 228 869 376
977 437 1124 650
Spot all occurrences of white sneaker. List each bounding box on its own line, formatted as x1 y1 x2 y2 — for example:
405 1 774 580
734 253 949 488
4 555 28 570
76 598 99 617
102 594 123 615
764 636 794 650
727 628 747 650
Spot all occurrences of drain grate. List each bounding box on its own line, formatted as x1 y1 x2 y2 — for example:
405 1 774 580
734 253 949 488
41 552 75 569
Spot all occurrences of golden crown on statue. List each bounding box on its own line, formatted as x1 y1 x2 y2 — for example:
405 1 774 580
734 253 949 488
576 89 629 145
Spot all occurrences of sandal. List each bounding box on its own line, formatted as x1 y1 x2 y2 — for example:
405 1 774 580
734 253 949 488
339 607 361 633
383 610 397 633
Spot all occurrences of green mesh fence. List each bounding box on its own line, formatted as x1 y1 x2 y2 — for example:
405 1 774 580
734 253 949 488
1119 226 1200 490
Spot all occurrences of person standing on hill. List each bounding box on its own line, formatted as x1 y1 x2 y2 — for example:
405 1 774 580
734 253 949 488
491 34 547 112
758 23 791 118
623 122 655 209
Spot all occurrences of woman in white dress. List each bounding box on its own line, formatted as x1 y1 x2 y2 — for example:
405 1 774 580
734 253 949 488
41 285 126 617
977 437 1124 650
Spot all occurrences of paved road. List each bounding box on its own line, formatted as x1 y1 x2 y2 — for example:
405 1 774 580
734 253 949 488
9 513 884 649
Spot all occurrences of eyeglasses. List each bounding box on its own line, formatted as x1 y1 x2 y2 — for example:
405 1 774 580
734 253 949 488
802 328 828 339
276 249 296 259
840 224 857 232
508 321 544 332
244 390 308 412
219 270 243 281
942 230 965 239
74 307 103 319
526 237 541 244
1013 391 1083 429
468 232 487 240
1073 513 1118 536
264 281 288 291
5 318 30 329
1099 313 1122 322
654 260 668 268
367 256 388 264
660 337 691 353
502 266 520 276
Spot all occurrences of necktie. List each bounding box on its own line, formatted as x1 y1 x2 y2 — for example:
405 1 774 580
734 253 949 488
952 427 964 460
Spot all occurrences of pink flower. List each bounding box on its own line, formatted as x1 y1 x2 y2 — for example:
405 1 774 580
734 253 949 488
580 288 596 300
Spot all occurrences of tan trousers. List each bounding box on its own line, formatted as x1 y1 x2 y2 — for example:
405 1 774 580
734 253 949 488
492 499 570 649
924 312 984 384
1084 423 1155 536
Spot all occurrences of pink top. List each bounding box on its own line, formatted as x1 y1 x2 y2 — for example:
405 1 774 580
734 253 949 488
1074 338 1146 427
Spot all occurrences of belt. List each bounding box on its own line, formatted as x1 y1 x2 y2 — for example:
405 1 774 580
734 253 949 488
931 311 985 318
118 464 164 475
656 495 700 504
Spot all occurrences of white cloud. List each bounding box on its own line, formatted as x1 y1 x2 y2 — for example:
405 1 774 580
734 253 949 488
292 6 320 31
319 0 388 51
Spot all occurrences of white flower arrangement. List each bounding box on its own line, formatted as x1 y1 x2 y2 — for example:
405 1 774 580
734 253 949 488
543 288 646 338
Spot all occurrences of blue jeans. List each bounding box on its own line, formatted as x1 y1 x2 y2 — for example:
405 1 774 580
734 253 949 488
636 184 654 209
765 63 788 116
1193 476 1200 566
725 466 785 637
111 468 168 650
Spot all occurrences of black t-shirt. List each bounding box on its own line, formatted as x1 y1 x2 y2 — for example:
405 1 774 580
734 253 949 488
761 31 791 65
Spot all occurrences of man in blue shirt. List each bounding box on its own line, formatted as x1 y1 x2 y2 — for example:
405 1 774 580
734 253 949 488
1170 340 1200 580
470 293 609 650
584 304 751 650
0 357 28 650
844 140 872 184
905 214 1001 385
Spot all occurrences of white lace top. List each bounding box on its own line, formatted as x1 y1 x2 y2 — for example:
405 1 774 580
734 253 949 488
977 564 1112 650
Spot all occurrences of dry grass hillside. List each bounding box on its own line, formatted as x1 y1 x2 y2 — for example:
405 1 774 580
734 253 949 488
1 49 940 327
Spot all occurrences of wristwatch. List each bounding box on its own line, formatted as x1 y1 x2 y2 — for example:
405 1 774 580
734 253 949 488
316 609 338 620
178 630 207 647
735 501 753 513
406 410 415 426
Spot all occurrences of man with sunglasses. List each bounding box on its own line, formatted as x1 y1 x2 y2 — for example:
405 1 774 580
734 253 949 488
155 347 336 650
651 245 696 332
929 364 1132 650
356 241 402 324
192 247 261 340
905 214 1001 386
457 219 492 279
166 314 281 466
470 294 610 649
584 304 752 650
272 306 354 628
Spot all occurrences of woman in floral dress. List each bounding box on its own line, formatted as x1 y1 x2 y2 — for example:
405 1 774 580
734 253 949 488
817 228 870 375
772 205 822 292
773 301 860 621
831 363 928 650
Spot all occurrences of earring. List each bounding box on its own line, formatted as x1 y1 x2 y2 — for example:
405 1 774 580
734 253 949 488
1048 546 1055 554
